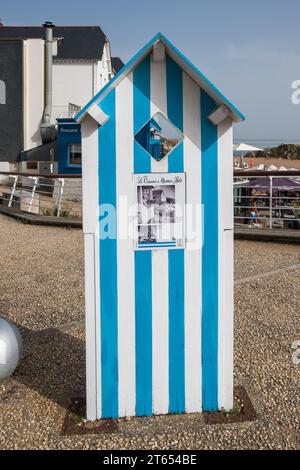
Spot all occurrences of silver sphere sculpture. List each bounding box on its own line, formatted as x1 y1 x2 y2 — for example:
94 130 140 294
0 318 22 380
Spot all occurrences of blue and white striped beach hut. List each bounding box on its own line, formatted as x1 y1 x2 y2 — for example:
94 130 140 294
76 33 245 420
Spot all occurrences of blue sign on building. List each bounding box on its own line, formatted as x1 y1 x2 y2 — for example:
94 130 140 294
57 118 81 174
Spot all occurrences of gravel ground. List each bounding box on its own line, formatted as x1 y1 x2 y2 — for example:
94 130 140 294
0 214 299 450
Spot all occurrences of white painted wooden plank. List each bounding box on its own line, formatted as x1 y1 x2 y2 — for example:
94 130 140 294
183 73 202 412
217 117 234 411
116 75 136 417
150 54 169 415
151 248 169 415
81 116 100 236
81 117 101 419
94 230 101 419
88 103 109 126
83 234 97 421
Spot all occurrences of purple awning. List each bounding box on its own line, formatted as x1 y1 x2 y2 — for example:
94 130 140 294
248 177 300 191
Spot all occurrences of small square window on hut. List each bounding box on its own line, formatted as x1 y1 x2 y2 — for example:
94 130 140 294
134 112 183 162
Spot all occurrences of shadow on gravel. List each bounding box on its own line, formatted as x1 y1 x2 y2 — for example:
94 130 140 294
12 323 85 410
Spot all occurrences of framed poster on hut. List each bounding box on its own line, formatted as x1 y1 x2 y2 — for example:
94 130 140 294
134 173 185 250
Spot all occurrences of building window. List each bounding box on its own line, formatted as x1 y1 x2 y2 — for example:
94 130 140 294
27 162 38 170
0 80 6 104
68 143 82 166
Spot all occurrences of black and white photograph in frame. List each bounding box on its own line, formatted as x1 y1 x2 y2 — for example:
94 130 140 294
134 173 185 250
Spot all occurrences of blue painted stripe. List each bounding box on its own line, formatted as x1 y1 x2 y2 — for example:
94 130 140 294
139 245 176 248
138 242 177 247
133 56 153 416
138 243 176 247
168 249 185 413
166 56 183 130
98 89 118 418
138 245 176 249
167 55 184 173
166 55 185 414
201 89 219 411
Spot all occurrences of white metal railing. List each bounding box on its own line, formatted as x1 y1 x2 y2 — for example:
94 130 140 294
0 170 82 220
53 104 81 119
1 170 300 231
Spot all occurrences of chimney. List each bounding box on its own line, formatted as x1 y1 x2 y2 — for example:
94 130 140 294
40 21 56 144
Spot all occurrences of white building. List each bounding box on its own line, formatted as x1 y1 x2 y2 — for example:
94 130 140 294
0 24 123 170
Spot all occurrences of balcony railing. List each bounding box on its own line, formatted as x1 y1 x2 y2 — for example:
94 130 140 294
234 171 300 230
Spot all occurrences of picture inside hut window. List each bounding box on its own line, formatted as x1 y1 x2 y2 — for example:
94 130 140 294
68 143 82 166
134 173 185 250
134 112 184 162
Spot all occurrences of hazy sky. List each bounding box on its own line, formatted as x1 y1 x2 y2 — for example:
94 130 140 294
2 0 300 143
